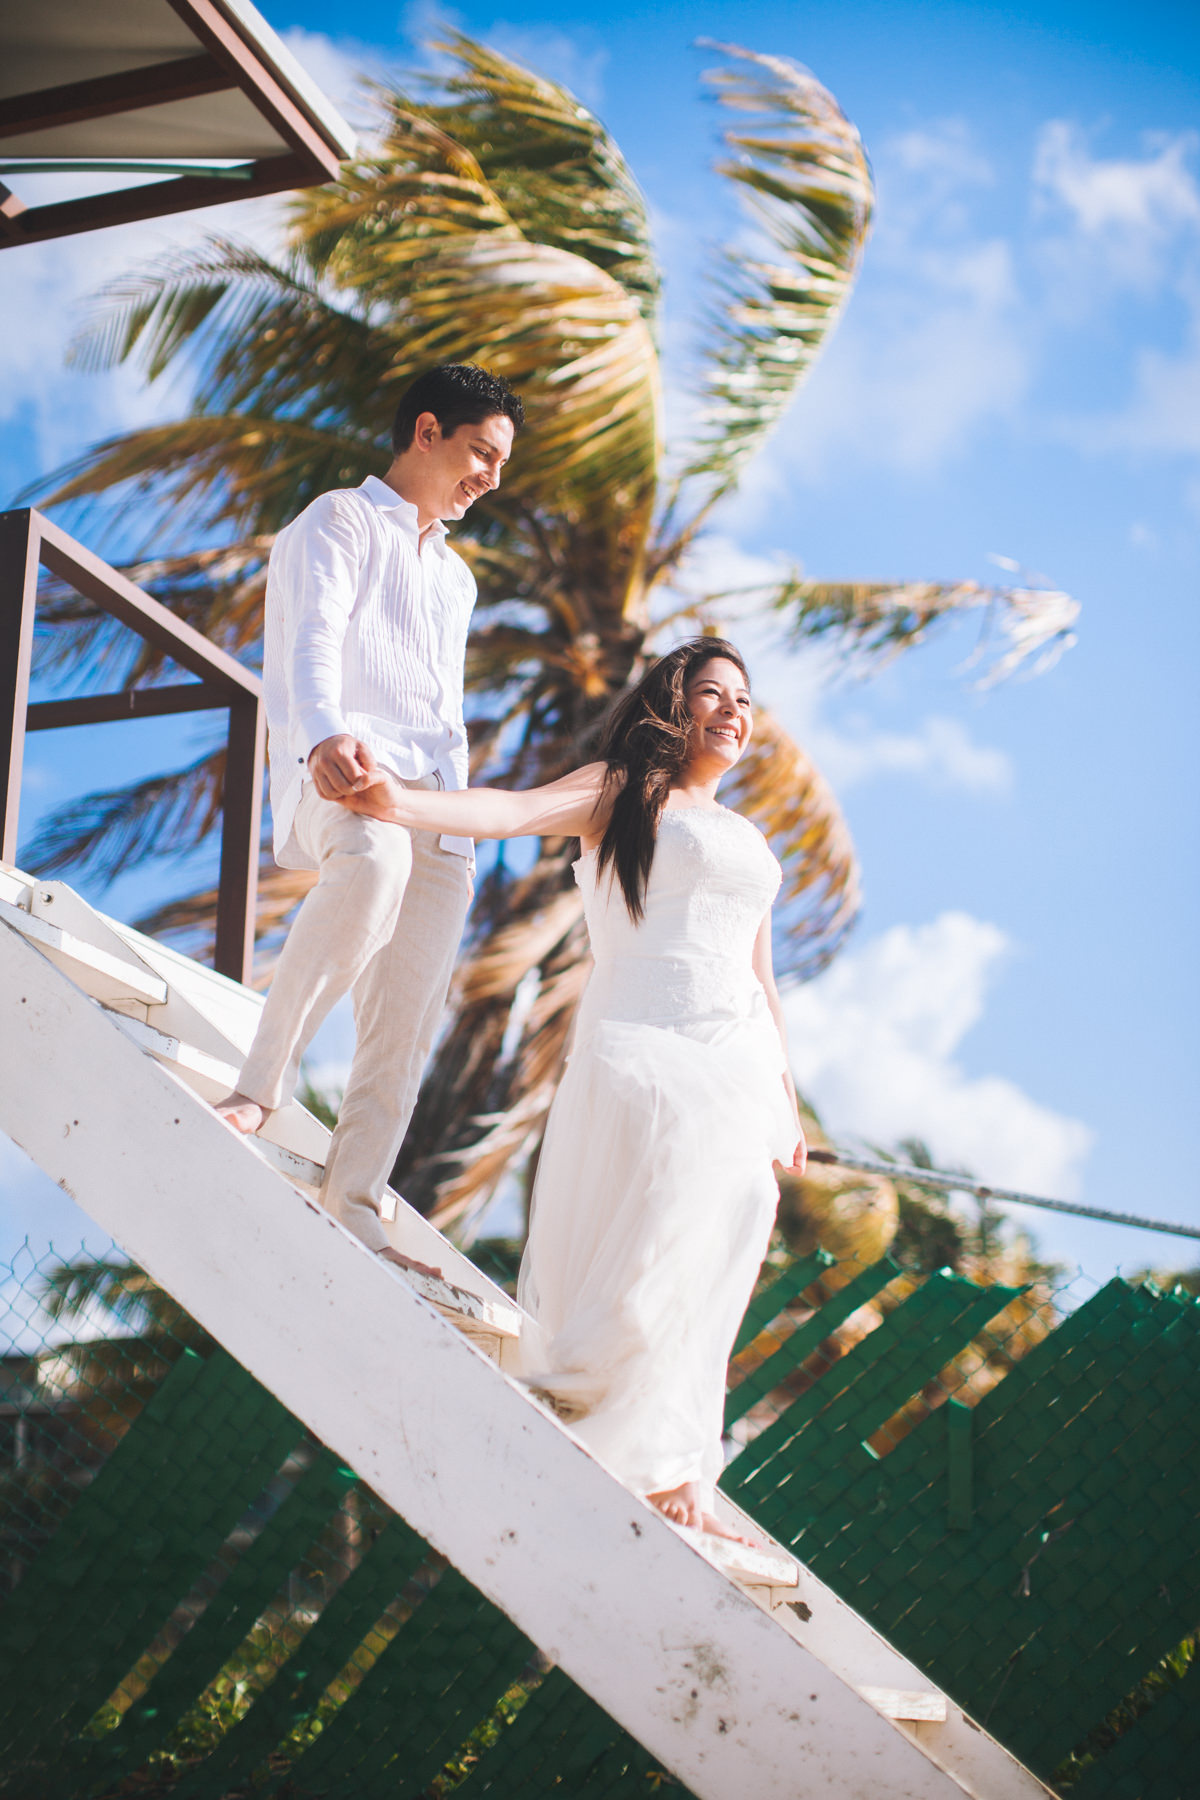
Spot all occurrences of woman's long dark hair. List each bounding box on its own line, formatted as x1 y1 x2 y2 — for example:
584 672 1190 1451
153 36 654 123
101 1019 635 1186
594 636 750 921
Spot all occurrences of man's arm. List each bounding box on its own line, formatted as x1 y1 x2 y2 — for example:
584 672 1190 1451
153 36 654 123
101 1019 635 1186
279 497 374 793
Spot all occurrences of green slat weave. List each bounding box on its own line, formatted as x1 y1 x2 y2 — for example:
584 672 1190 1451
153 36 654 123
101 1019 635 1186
763 1280 1200 1780
730 1250 833 1356
1067 1648 1200 1800
788 1273 1023 1452
286 1566 534 1798
722 1272 1020 1525
463 1667 692 1799
174 1511 431 1800
723 1254 899 1430
77 1446 357 1787
0 1349 300 1787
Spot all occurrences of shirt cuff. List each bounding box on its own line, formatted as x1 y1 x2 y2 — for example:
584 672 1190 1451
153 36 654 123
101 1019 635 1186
297 707 352 763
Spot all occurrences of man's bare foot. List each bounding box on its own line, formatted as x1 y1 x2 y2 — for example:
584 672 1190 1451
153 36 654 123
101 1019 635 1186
378 1246 444 1281
213 1091 268 1134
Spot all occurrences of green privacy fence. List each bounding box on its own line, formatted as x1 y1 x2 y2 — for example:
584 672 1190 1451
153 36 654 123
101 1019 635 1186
722 1254 1200 1795
1 1241 1197 1799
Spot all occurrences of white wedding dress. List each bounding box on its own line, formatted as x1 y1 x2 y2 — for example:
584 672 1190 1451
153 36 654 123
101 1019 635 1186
517 804 797 1505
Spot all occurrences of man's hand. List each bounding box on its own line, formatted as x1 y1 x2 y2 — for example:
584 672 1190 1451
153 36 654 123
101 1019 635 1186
308 734 378 800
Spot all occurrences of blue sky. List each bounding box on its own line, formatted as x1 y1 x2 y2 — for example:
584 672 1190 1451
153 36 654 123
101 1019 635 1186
1 0 1197 1285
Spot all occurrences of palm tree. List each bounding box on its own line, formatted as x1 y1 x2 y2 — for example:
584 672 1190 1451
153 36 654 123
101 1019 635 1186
22 36 1076 1229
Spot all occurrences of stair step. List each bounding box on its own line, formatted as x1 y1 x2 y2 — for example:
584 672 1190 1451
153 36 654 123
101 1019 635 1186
404 1267 523 1342
245 1140 521 1340
250 1136 326 1189
861 1687 949 1724
0 894 167 1008
682 1527 799 1590
103 1010 241 1099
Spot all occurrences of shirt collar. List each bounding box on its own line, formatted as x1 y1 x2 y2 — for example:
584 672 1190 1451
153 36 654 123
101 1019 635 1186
359 475 449 550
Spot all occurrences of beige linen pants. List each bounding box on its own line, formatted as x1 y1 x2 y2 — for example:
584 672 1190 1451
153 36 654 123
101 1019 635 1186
237 781 472 1253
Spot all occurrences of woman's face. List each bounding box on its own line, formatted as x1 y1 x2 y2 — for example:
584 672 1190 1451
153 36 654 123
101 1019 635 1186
683 656 753 773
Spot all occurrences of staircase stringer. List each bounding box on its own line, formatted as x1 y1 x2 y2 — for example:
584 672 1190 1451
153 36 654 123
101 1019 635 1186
0 917 1051 1800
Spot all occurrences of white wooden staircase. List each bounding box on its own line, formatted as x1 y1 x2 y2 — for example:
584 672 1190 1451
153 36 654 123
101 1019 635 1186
0 859 1055 1800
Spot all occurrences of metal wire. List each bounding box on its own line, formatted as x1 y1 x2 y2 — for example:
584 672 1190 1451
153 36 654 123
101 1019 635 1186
807 1147 1200 1241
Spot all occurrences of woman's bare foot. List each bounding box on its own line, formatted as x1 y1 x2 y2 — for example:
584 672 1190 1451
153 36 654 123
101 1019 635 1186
647 1483 761 1547
648 1481 704 1530
378 1246 444 1281
699 1511 761 1548
213 1091 268 1134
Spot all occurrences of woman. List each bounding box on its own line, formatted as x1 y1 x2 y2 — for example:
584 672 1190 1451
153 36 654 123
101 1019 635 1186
341 638 806 1539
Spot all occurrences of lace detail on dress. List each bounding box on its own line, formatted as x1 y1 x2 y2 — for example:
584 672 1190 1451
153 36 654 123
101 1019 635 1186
574 805 780 1019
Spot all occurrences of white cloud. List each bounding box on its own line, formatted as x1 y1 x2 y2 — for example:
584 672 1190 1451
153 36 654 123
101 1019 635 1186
785 912 1093 1198
1030 126 1200 453
1085 326 1200 455
0 190 292 486
808 713 1012 794
1032 123 1200 329
1034 122 1200 240
279 28 389 129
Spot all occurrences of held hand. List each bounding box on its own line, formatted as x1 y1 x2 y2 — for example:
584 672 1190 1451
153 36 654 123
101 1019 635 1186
338 770 403 818
308 734 378 800
775 1126 808 1181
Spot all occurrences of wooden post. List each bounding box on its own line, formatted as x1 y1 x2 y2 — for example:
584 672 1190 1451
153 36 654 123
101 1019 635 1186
216 694 266 984
0 509 38 865
0 508 265 986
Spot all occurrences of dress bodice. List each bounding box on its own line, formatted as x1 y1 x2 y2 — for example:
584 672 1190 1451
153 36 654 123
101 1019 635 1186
573 805 782 1030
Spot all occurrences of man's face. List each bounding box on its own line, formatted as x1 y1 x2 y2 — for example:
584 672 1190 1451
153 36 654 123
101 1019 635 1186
417 410 515 521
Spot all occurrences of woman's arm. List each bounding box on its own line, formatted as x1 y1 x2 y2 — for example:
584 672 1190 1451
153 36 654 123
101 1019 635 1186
752 913 807 1176
339 760 612 844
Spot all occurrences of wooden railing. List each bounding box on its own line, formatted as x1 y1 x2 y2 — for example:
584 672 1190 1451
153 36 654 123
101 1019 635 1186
0 508 264 982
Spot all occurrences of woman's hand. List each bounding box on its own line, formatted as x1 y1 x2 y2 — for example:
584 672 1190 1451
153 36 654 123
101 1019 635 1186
338 770 406 821
775 1122 807 1181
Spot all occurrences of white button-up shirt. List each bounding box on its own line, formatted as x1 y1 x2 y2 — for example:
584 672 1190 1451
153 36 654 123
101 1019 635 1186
263 475 476 865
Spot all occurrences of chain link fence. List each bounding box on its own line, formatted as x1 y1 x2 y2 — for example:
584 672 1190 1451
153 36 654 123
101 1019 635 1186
1 1226 1197 1799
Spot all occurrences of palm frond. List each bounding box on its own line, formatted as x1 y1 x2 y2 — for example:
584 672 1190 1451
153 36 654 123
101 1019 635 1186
720 705 860 980
356 233 662 535
18 747 226 889
414 35 659 323
762 572 1081 682
393 848 586 1216
680 42 873 499
427 933 591 1232
36 415 381 542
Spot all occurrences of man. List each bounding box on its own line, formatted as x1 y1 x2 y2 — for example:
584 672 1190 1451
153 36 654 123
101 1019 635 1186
215 363 524 1269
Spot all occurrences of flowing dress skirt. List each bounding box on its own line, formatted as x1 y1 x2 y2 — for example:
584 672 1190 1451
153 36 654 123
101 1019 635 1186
517 998 795 1504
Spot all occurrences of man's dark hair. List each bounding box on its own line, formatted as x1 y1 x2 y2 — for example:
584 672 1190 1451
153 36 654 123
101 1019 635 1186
391 363 525 454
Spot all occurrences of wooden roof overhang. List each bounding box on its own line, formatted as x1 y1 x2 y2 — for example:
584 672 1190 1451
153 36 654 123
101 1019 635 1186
0 0 356 247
